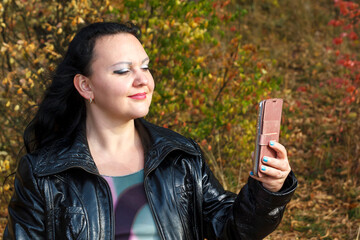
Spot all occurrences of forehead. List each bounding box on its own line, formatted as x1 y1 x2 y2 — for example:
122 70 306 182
92 33 146 62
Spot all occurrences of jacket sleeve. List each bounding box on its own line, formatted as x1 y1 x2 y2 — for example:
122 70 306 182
199 149 297 240
3 155 46 240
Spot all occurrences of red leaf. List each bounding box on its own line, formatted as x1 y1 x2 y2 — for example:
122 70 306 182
296 86 307 92
346 85 356 93
343 23 353 30
348 31 358 40
333 37 343 45
328 19 336 26
349 2 359 10
226 122 231 132
328 19 344 27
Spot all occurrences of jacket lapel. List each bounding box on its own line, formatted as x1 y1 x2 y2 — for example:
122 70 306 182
33 118 200 177
33 128 99 177
139 119 200 175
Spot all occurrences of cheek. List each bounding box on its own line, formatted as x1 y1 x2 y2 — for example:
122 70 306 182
148 75 155 92
92 76 128 97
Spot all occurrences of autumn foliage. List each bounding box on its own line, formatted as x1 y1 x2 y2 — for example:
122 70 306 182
0 0 359 239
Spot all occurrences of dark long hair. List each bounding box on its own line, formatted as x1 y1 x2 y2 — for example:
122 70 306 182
24 22 141 153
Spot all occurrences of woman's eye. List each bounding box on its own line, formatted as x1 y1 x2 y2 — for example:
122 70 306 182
141 65 150 71
113 69 130 75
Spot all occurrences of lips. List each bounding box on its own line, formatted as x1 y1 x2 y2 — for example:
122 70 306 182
128 92 147 100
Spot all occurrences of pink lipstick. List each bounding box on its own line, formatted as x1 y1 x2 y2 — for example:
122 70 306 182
128 92 147 100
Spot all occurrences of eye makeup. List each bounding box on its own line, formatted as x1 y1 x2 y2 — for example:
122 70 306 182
140 64 150 70
110 57 150 74
113 68 130 75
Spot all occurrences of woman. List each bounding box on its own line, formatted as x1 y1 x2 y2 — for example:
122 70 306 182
4 22 297 239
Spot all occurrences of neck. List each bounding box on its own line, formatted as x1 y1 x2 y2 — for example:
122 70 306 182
85 114 140 155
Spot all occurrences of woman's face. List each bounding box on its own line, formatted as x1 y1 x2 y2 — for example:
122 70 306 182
87 33 154 122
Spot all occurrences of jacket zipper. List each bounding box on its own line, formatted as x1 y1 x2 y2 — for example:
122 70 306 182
72 167 116 239
144 145 198 240
98 176 115 239
144 147 174 240
144 178 166 240
75 167 116 239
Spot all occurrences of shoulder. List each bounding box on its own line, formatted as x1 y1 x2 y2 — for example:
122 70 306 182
18 135 76 177
14 146 52 181
17 148 46 172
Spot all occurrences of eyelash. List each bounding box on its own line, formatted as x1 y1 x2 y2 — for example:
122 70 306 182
113 69 130 75
113 66 150 75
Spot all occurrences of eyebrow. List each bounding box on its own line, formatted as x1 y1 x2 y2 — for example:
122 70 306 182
111 57 149 67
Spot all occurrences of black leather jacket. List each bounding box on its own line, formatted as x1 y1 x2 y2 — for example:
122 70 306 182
4 119 297 239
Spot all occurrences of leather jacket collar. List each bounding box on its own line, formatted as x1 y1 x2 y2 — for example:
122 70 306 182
33 118 200 177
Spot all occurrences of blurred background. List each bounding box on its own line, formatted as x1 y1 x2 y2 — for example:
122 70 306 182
0 0 359 239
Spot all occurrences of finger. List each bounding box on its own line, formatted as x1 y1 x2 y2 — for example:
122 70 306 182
250 171 285 192
259 165 287 179
269 141 287 159
249 171 261 181
262 156 290 171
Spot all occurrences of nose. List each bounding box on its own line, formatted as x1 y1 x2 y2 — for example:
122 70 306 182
133 68 149 87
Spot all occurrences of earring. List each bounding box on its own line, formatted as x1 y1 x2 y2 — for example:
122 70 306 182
89 97 93 104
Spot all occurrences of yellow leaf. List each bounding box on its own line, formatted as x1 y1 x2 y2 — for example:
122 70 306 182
28 100 36 106
4 160 9 170
14 105 20 111
0 151 7 155
37 68 44 75
78 17 85 24
170 19 175 27
17 88 23 94
28 78 34 88
196 56 205 63
25 70 31 78
0 45 7 53
191 21 198 29
5 101 10 107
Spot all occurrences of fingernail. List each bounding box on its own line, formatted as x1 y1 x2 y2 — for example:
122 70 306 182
263 156 269 162
250 171 254 176
270 141 275 146
261 166 266 171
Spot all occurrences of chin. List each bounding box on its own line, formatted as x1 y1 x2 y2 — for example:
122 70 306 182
130 108 150 120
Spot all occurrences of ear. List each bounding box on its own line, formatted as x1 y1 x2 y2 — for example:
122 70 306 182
74 74 93 101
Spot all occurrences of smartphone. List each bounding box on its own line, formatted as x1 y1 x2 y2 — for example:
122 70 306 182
253 98 283 177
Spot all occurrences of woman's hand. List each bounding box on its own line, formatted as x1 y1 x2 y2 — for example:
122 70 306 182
250 141 291 192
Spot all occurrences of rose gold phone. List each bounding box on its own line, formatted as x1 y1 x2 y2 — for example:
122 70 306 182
253 98 283 177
